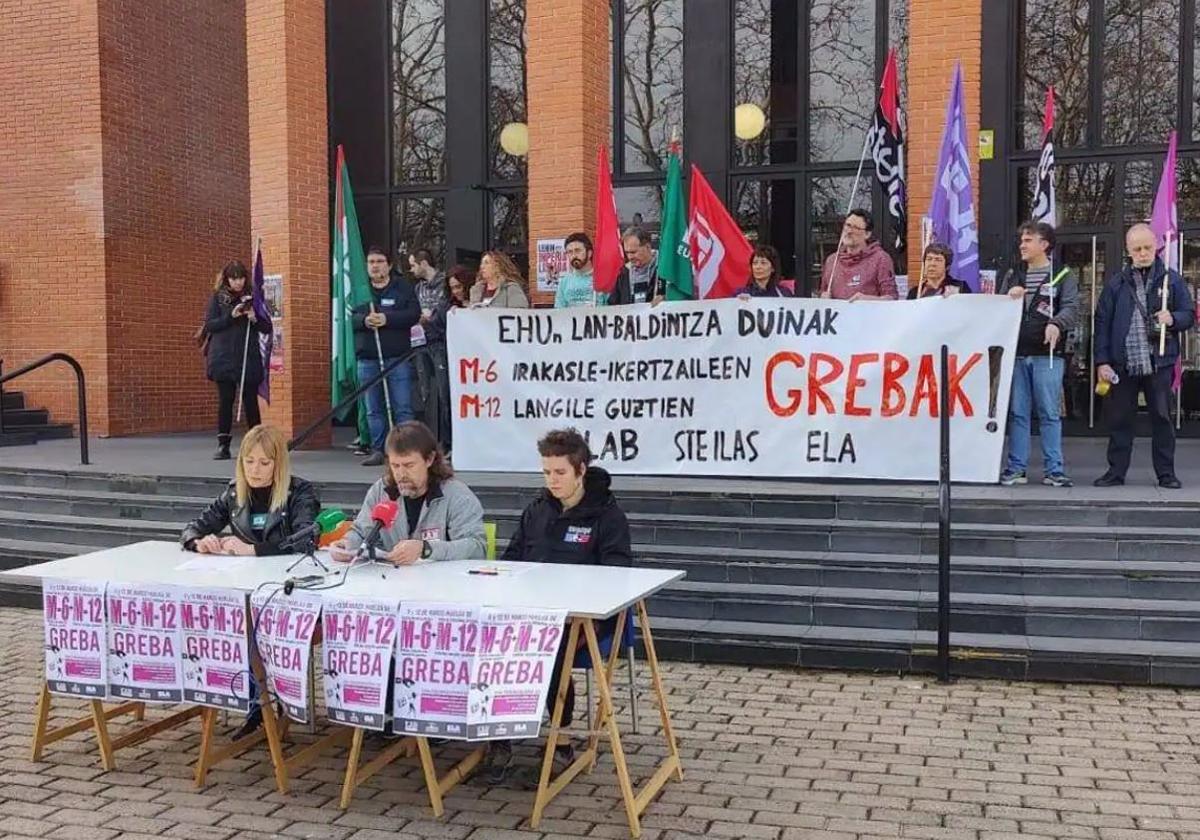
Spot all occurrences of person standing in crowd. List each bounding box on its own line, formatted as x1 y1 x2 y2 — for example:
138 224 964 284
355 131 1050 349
738 244 793 298
180 424 319 739
1093 223 1194 488
408 248 448 336
555 232 604 308
407 248 449 449
612 227 662 305
354 246 421 467
997 221 1079 487
328 421 486 564
203 260 272 460
819 209 897 301
480 429 632 785
908 242 972 299
469 251 530 308
426 265 476 454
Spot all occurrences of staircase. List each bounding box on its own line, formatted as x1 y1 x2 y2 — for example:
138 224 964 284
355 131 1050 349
0 390 75 447
0 465 1198 686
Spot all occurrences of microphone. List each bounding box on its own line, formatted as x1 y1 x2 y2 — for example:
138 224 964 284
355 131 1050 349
357 500 399 561
278 508 348 552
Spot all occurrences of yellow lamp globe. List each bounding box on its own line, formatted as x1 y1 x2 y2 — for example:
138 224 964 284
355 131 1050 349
499 121 529 157
734 103 766 141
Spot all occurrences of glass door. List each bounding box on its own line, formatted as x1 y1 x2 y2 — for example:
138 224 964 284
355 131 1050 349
1057 235 1113 434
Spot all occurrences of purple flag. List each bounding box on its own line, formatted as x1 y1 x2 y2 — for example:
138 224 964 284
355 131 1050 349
1149 130 1178 271
928 63 980 290
250 242 273 403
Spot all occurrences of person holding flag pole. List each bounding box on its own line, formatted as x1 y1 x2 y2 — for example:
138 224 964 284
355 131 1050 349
236 238 274 424
202 258 272 460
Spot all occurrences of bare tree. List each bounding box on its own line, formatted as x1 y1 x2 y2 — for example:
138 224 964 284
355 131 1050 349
393 0 447 184
622 0 684 175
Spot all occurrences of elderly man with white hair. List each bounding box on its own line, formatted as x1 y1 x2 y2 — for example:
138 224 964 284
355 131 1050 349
1093 223 1195 488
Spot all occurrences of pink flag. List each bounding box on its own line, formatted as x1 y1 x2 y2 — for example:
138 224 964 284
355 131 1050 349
1149 130 1178 271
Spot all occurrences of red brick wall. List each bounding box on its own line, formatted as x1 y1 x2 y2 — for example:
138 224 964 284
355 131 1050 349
246 0 330 445
0 0 109 432
526 0 611 306
97 0 251 436
0 0 249 438
906 0 983 279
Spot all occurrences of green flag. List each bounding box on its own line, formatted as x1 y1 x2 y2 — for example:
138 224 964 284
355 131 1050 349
658 143 693 300
331 145 373 419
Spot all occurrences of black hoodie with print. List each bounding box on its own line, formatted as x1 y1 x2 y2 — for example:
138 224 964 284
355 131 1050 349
500 467 632 567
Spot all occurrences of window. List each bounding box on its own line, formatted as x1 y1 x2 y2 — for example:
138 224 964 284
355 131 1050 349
618 0 684 174
488 0 527 182
809 0 876 162
391 0 446 184
809 175 872 291
1017 0 1090 149
1102 0 1180 146
1018 162 1115 226
734 0 799 167
394 196 446 264
490 191 528 254
733 178 798 279
1182 158 1200 224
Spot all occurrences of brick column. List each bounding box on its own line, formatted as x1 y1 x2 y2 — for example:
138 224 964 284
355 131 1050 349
526 0 611 306
246 0 330 445
905 0 982 279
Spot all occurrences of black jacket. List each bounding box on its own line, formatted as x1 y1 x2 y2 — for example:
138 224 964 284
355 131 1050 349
611 264 664 305
738 280 793 298
204 290 272 383
907 276 971 299
500 467 632 567
998 263 1081 357
180 476 320 556
352 277 421 360
1095 258 1195 371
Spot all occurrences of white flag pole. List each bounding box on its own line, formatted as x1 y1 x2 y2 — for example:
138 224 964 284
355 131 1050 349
1159 232 1172 356
823 131 872 298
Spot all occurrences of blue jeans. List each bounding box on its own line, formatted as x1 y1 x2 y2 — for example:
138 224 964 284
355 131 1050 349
1006 355 1065 475
357 358 414 452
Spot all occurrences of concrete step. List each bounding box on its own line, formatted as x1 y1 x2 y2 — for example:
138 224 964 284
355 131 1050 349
648 581 1200 642
1 423 73 441
0 432 37 447
647 617 1200 686
3 466 1200 528
0 392 26 410
1 408 49 426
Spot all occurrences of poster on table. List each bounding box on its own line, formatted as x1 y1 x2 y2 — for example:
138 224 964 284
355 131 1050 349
468 606 568 740
250 589 323 723
178 587 253 711
536 238 567 293
448 296 1021 482
105 583 183 703
394 602 479 738
321 596 400 730
42 579 108 699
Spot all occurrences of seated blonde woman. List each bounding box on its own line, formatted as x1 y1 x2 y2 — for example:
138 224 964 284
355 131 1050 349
181 425 320 556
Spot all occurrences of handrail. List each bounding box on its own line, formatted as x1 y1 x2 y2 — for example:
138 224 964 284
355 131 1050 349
288 345 437 452
936 344 951 683
0 353 89 464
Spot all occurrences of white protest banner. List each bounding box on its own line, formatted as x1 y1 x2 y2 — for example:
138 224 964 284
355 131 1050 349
43 579 108 699
179 587 252 711
322 596 399 730
105 584 183 703
250 589 322 723
448 296 1020 482
469 606 567 741
394 602 478 739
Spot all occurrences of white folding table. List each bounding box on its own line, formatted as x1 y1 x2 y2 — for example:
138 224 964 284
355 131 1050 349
3 540 685 838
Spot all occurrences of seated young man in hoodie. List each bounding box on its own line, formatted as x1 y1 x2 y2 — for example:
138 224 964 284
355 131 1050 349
480 428 633 785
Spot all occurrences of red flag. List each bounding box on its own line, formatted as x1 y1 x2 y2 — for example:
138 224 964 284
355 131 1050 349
687 165 753 299
593 145 623 295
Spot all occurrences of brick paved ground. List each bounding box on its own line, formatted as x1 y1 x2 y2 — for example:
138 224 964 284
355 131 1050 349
2 606 1199 840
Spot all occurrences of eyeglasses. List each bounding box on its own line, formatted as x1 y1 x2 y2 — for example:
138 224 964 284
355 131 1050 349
843 223 867 233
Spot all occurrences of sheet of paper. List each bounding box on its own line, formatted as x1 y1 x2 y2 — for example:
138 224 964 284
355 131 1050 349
174 555 253 573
